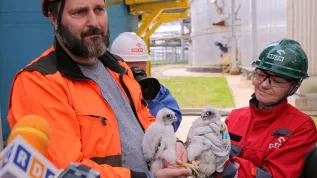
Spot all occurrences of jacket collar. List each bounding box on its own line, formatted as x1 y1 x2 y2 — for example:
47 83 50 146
54 37 126 80
249 96 289 122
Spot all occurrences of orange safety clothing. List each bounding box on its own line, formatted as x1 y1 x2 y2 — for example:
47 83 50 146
8 39 156 178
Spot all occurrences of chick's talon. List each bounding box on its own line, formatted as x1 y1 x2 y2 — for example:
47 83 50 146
190 160 198 167
178 163 186 168
180 161 200 177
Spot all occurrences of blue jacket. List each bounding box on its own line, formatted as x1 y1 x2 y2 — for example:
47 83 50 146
146 85 182 132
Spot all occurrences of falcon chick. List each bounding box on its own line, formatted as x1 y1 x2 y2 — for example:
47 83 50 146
142 108 178 172
186 106 224 178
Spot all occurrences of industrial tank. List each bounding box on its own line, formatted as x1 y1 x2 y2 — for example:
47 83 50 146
239 0 287 67
189 0 242 70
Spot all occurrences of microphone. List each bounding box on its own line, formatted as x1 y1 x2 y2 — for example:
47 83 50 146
54 163 100 178
0 115 58 178
7 114 51 155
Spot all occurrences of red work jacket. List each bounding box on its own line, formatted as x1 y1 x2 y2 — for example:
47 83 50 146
223 98 317 178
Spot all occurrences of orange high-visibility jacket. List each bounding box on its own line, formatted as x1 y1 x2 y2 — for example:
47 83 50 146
8 39 156 178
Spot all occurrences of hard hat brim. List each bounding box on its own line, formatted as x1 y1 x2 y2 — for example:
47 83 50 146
115 54 150 62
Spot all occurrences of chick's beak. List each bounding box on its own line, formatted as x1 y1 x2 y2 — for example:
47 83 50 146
172 116 178 122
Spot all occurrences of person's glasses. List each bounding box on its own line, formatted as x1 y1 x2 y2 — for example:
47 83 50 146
254 69 294 88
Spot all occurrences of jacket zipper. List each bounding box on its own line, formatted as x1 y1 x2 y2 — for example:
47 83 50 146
88 115 107 126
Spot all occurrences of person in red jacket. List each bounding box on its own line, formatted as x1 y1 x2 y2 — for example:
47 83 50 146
212 38 317 178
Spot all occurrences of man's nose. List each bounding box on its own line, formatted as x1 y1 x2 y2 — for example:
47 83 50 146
86 11 99 28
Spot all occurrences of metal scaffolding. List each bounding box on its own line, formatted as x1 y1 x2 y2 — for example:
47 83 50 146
150 34 190 64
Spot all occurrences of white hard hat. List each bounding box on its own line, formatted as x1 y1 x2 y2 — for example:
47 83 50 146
110 32 150 62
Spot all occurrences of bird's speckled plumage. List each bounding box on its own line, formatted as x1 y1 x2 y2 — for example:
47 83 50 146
186 106 224 178
142 108 178 172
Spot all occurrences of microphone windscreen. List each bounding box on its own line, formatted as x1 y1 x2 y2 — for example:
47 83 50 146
7 114 50 155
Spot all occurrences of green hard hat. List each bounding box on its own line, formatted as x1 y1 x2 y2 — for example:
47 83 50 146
253 38 309 80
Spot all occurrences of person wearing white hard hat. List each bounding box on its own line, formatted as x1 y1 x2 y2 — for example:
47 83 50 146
110 32 149 71
110 32 182 132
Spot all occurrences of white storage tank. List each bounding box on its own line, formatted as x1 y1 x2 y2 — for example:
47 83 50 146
189 0 242 71
239 0 287 67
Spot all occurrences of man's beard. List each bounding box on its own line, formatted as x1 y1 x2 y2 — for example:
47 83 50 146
57 24 110 58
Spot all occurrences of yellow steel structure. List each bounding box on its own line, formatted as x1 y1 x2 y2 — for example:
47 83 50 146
130 0 189 14
136 9 163 37
140 13 150 24
104 0 190 75
131 0 189 37
106 0 123 6
126 0 190 76
125 0 169 5
143 11 189 42
142 10 189 76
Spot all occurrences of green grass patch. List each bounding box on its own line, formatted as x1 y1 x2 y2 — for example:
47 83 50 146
158 77 235 108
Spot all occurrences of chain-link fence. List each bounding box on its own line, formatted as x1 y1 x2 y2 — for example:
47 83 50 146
150 46 189 65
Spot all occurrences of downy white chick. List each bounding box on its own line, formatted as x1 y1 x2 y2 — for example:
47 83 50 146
142 108 178 172
186 106 223 178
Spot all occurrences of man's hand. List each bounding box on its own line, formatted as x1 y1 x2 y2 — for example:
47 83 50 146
155 167 192 178
160 142 189 178
163 142 188 168
175 142 188 164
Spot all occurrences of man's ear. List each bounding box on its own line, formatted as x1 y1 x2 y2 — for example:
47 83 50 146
48 13 58 31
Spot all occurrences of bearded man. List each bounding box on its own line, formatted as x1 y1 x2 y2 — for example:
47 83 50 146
7 1 192 178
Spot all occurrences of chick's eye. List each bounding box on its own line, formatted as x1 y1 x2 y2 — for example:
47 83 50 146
167 114 172 118
207 111 212 115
